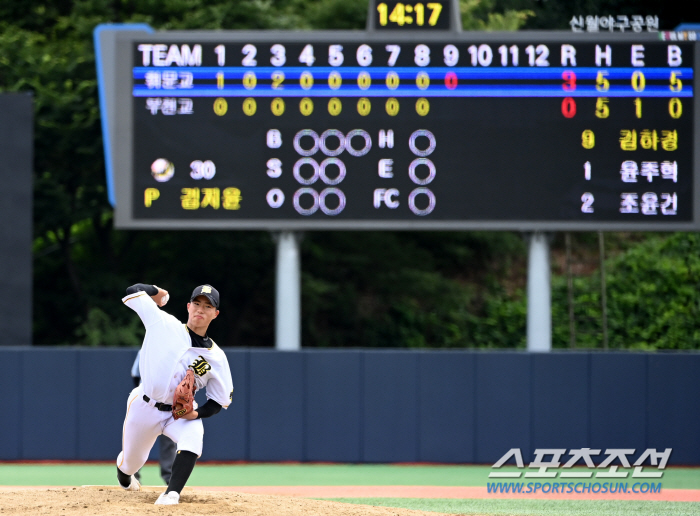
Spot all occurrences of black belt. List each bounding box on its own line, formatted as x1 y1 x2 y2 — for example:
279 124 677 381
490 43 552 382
143 394 172 412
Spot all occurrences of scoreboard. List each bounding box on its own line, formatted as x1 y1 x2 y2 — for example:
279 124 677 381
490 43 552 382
104 31 698 230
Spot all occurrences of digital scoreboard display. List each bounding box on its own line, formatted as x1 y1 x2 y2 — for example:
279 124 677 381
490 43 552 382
372 1 452 31
112 32 698 229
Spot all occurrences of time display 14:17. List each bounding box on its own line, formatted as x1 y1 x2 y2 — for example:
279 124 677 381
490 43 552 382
376 2 444 27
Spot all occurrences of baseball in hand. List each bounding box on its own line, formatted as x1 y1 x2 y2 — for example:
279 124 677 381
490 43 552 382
152 286 169 307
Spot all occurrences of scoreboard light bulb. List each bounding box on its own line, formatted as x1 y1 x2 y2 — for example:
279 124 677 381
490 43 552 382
293 129 320 156
408 187 436 216
409 158 436 185
320 158 347 185
409 130 436 157
319 188 346 216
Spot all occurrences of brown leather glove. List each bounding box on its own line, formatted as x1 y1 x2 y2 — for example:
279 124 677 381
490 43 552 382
172 369 196 420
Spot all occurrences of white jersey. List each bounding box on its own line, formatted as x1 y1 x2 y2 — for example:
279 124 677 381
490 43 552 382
123 291 233 409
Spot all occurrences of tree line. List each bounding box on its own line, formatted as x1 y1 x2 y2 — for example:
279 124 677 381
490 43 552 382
0 0 695 348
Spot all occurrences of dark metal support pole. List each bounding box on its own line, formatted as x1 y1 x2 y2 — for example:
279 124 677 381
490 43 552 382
598 231 609 350
565 232 576 349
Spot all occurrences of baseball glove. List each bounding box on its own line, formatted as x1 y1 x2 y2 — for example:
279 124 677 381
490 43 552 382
172 369 197 420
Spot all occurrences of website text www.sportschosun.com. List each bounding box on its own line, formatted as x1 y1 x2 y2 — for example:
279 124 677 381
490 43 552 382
486 482 662 495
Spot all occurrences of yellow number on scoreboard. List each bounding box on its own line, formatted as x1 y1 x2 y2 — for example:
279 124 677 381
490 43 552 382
242 97 257 116
427 2 442 25
328 71 342 90
271 97 285 116
385 97 400 116
631 71 645 92
669 98 682 119
386 71 399 90
634 98 642 118
670 72 683 92
299 97 314 116
377 2 388 25
300 71 314 90
389 3 405 26
581 129 595 149
213 97 228 116
357 97 371 116
416 72 430 90
272 71 285 90
595 71 609 92
242 71 257 90
415 97 430 116
328 97 342 116
415 3 425 25
358 71 372 90
595 98 608 119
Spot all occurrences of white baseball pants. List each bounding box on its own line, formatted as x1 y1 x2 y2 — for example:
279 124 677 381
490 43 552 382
116 386 204 476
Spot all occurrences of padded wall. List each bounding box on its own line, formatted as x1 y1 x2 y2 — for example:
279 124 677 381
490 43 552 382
6 348 700 464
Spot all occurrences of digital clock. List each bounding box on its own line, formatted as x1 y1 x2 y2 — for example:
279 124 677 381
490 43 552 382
375 2 447 29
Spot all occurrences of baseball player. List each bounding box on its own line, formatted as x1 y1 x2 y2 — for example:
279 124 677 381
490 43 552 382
116 283 233 505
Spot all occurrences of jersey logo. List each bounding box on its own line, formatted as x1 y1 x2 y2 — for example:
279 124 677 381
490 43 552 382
229 390 234 401
190 355 212 376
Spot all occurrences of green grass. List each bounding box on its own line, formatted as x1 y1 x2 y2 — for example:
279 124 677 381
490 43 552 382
327 498 700 516
0 464 697 489
1 464 697 515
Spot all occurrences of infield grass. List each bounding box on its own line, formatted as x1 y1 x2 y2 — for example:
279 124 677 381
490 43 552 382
328 498 700 516
1 464 698 515
0 463 698 489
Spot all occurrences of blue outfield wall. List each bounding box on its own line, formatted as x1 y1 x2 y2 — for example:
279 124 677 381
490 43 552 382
4 348 700 465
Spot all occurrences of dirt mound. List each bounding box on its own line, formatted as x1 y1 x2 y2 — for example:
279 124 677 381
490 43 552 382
0 487 445 516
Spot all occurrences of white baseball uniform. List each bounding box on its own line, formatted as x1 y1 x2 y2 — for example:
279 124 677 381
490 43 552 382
116 290 233 476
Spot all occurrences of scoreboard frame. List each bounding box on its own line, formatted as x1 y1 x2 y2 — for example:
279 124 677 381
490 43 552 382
103 29 700 231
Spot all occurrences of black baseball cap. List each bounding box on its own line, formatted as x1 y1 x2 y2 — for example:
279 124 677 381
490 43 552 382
190 284 220 308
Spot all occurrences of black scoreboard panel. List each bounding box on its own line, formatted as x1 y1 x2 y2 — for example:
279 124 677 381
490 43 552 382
117 32 698 230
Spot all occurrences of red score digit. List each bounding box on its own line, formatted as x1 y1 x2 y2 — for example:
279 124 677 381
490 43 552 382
444 72 457 90
562 70 576 92
561 97 576 118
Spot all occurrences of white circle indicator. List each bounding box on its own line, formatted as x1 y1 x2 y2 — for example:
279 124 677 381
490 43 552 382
293 188 320 215
345 129 372 157
293 158 320 185
319 129 346 156
319 158 346 185
319 188 346 216
293 129 319 156
408 188 436 216
409 130 436 157
408 158 436 185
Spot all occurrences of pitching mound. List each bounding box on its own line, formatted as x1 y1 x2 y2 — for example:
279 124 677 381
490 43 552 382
0 487 447 516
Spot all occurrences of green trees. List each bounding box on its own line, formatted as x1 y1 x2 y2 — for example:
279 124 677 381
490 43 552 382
552 234 700 350
1 0 696 348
